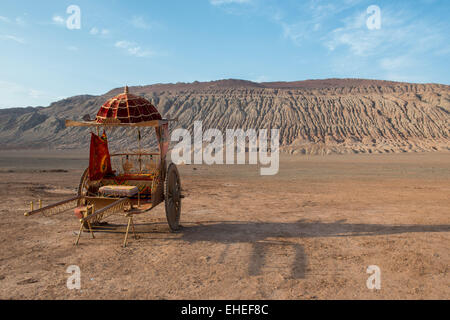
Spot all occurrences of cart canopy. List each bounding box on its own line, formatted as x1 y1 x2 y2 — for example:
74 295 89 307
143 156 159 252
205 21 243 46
66 86 167 128
96 86 161 124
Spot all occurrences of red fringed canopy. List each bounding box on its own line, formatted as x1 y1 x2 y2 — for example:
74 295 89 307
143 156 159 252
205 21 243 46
96 86 162 124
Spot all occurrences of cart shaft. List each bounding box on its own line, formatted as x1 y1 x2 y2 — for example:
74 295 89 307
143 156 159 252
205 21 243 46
24 196 81 217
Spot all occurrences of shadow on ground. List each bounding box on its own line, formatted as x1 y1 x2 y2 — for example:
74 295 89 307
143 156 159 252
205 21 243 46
179 220 450 278
90 219 450 279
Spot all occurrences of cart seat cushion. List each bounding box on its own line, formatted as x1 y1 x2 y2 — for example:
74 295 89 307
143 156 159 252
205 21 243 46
99 185 139 197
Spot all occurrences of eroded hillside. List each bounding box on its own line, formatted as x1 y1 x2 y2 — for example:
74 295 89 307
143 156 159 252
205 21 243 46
0 79 448 155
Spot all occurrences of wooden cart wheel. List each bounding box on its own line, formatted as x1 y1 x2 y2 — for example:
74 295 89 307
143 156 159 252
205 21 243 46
77 168 89 205
77 168 101 226
164 163 181 232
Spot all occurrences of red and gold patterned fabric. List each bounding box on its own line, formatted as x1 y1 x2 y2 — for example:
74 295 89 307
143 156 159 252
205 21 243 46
89 131 113 181
96 87 162 124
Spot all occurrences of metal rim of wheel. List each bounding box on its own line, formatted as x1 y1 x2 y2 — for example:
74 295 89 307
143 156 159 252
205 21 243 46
164 163 181 232
77 168 90 204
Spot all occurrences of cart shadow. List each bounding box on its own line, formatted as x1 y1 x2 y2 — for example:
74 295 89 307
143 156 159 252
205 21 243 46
87 219 450 279
178 220 450 242
177 220 450 279
89 222 170 234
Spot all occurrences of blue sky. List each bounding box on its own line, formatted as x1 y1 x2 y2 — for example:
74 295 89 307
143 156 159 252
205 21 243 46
0 0 449 108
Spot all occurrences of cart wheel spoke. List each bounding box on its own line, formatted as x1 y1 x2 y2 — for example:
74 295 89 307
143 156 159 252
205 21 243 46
77 168 102 226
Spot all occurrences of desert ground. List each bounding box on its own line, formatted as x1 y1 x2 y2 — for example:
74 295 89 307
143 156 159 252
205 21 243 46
0 150 448 299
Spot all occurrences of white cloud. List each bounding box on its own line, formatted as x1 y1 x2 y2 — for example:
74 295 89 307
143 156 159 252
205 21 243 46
0 81 59 108
90 27 110 36
90 27 99 35
0 15 26 26
115 40 133 49
67 45 79 51
252 75 269 83
115 40 153 58
0 34 25 44
325 10 388 55
378 55 431 83
52 15 65 25
323 5 449 83
379 56 415 71
210 0 251 5
0 16 11 23
324 8 448 58
276 0 363 47
15 17 26 26
131 16 151 29
29 89 46 99
210 0 361 46
281 22 309 46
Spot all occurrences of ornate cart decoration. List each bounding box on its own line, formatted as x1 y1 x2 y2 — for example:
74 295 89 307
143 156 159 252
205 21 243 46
25 86 182 247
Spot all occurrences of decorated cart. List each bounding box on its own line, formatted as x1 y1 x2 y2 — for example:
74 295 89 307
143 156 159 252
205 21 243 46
25 87 182 247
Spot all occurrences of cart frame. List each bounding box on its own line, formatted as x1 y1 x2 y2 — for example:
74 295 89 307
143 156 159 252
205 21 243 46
25 116 182 247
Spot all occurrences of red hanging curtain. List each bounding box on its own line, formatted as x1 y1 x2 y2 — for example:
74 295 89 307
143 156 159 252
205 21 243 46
89 131 113 181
